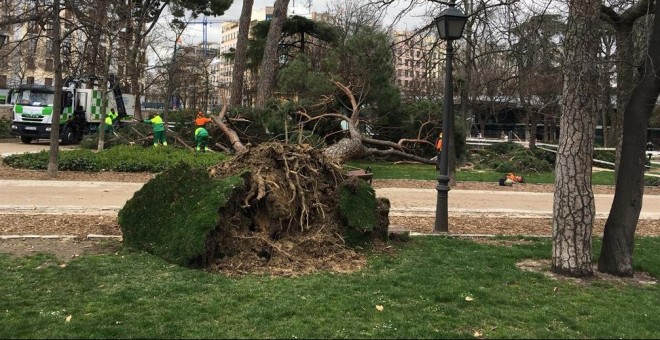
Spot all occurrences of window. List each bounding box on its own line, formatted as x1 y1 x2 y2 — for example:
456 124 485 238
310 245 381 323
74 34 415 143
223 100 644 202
26 77 34 85
28 39 37 53
28 22 39 34
45 59 53 71
76 92 88 111
0 75 6 89
27 57 35 70
44 78 52 87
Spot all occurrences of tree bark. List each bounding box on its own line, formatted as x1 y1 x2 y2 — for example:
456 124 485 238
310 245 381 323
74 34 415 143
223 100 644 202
323 138 366 164
255 0 290 108
599 2 660 277
229 0 254 107
612 25 635 174
97 33 114 151
551 0 601 277
48 1 63 178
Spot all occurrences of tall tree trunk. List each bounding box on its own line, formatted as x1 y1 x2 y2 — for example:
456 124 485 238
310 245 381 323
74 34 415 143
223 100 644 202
130 31 143 119
612 25 635 175
528 110 538 148
48 0 62 178
599 2 660 277
551 0 600 277
97 35 113 151
230 0 254 107
255 0 290 108
600 0 656 177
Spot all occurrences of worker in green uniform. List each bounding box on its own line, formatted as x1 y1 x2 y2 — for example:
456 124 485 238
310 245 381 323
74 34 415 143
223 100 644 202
194 126 209 152
143 112 167 146
103 114 114 134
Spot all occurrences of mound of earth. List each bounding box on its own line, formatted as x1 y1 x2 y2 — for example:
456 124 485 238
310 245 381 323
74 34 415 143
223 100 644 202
204 143 386 276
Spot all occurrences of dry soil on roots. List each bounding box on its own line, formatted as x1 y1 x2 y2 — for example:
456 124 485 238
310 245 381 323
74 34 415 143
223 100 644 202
202 143 369 275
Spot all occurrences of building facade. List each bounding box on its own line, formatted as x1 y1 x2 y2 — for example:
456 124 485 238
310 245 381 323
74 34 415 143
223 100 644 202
391 30 444 100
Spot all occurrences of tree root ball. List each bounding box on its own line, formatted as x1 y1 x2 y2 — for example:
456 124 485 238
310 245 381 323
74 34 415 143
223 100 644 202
206 142 388 276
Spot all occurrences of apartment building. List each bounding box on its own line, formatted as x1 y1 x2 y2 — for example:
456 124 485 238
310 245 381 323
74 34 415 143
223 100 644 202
212 6 276 106
391 31 444 100
0 1 69 90
0 2 137 98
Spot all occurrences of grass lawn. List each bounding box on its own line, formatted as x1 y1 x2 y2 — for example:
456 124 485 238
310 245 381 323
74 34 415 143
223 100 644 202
345 161 659 186
1 237 659 338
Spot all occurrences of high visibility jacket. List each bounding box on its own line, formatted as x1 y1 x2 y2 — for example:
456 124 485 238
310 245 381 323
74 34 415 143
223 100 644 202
108 111 118 121
195 117 212 126
195 127 208 137
144 115 165 132
435 138 443 151
105 115 113 125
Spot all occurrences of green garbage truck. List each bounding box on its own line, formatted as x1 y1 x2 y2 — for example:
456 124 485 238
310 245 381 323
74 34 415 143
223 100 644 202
9 74 134 144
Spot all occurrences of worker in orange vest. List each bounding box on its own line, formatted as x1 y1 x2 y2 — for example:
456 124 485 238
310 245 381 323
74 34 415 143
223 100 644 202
435 133 443 170
195 111 212 126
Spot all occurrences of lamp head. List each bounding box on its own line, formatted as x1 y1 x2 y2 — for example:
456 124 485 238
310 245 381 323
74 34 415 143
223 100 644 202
434 6 467 40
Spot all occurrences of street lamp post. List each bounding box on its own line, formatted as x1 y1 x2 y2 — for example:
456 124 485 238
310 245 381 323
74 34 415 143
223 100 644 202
434 1 467 233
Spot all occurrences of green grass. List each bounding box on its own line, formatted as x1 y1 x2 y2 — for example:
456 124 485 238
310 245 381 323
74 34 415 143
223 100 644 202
346 161 659 186
119 163 244 266
1 237 660 338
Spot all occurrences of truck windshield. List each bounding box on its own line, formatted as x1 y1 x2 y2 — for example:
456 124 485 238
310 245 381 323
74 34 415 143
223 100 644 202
15 90 55 107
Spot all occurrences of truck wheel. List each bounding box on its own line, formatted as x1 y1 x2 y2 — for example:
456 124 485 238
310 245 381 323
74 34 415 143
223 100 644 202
61 126 75 145
20 136 33 144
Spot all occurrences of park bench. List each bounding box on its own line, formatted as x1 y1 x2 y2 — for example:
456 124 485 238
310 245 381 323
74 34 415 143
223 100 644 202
346 168 373 184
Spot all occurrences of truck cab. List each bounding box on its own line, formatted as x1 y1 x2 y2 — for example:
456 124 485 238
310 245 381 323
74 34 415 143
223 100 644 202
9 84 75 144
9 75 135 145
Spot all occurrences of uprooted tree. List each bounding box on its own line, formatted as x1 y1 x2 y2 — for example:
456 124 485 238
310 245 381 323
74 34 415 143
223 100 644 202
119 143 391 275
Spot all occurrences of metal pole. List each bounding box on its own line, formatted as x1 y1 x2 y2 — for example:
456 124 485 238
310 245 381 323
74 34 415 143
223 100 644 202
434 39 453 233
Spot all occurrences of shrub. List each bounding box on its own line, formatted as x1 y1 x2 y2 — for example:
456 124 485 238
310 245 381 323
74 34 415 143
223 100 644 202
119 162 244 266
474 142 553 173
2 144 228 172
59 149 101 171
2 151 50 169
0 117 11 138
593 150 616 164
645 176 660 187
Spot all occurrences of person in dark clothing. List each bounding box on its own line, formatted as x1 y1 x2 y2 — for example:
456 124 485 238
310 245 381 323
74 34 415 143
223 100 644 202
647 141 655 162
72 105 87 133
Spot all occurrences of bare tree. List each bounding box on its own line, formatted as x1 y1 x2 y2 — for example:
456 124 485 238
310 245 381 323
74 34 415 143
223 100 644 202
509 13 563 148
328 0 387 43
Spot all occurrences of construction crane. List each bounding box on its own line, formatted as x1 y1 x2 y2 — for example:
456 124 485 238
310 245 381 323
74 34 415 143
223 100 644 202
188 17 236 56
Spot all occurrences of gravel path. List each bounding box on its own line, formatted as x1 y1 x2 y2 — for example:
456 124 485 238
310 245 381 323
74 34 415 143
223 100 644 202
1 162 659 238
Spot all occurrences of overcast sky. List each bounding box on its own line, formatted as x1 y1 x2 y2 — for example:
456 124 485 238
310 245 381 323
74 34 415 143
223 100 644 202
174 0 432 46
